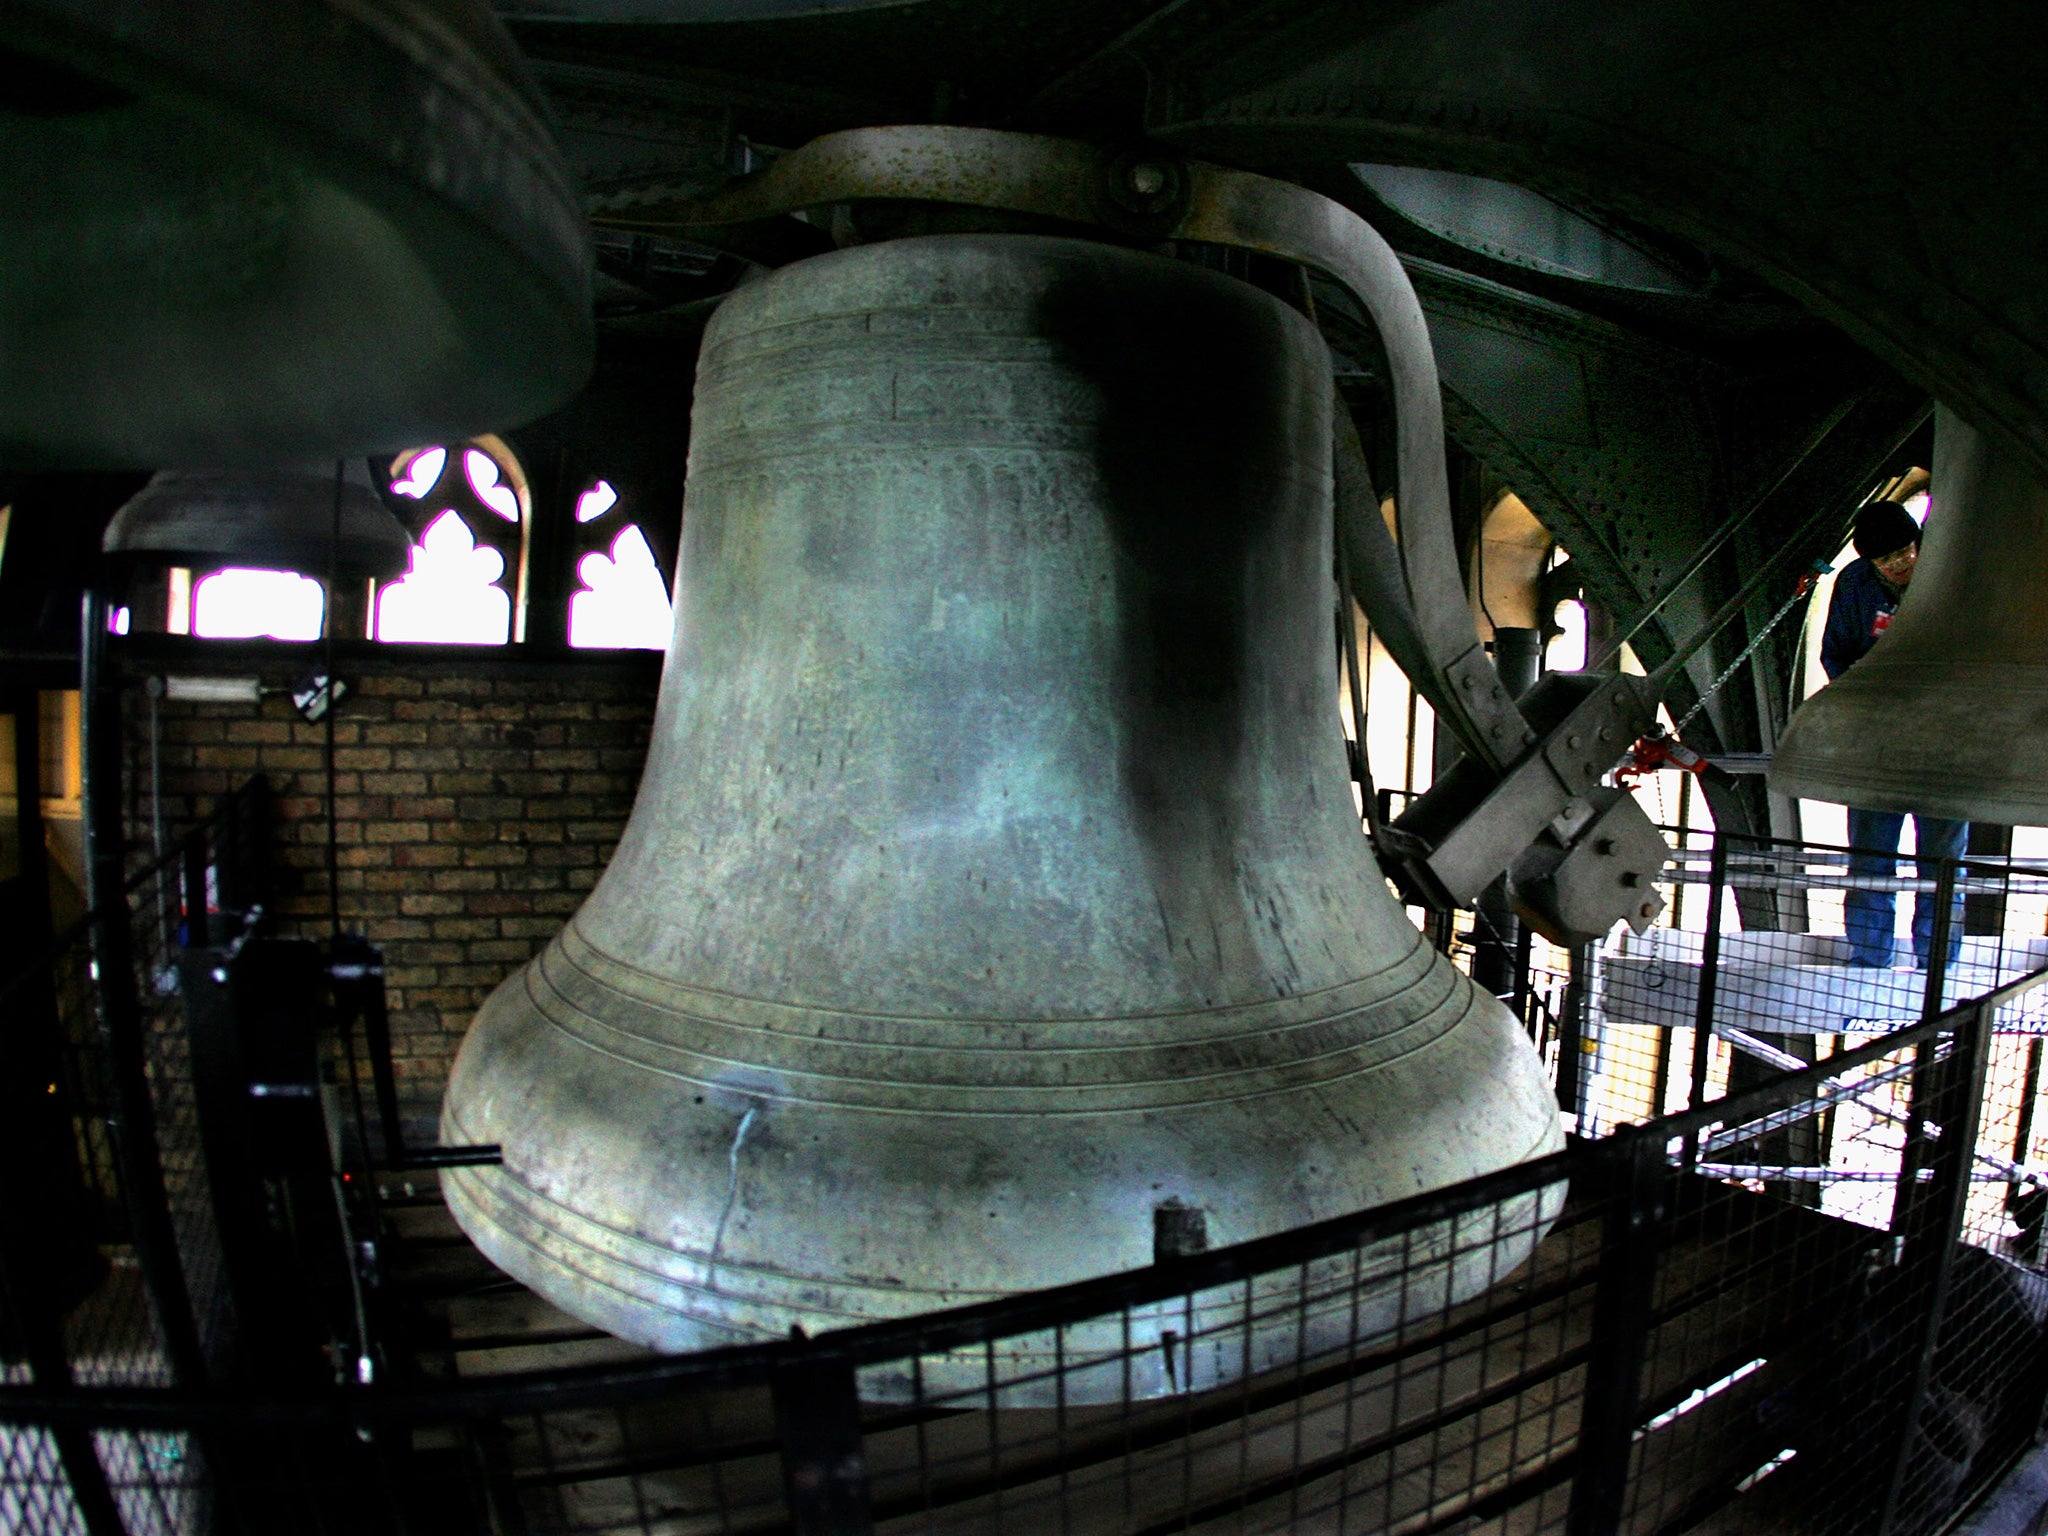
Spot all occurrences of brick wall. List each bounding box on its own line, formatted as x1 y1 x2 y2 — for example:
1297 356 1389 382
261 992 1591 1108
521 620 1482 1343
123 646 660 1136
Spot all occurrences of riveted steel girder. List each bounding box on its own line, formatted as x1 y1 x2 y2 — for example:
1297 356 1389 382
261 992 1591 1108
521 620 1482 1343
1141 0 2047 494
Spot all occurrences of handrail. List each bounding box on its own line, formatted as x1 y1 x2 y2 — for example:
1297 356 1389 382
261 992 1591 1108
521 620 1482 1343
1654 961 2048 1144
0 1145 1579 1428
10 962 2047 1435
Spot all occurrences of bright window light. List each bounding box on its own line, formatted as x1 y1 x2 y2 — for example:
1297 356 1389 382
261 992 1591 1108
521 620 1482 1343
574 479 619 523
465 448 520 520
391 447 446 499
108 606 131 636
376 511 511 645
1547 597 1588 672
192 568 325 641
569 525 672 651
1904 488 1930 523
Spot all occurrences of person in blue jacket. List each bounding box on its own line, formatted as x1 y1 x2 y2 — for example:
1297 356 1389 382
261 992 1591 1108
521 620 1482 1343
1820 498 1967 967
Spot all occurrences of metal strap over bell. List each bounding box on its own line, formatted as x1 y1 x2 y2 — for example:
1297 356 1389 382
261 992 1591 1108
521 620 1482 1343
1773 405 2048 824
0 0 593 469
440 232 1564 1403
103 463 415 582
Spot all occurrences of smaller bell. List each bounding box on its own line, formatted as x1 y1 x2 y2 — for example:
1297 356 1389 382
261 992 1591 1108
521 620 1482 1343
1772 406 2048 823
103 463 414 582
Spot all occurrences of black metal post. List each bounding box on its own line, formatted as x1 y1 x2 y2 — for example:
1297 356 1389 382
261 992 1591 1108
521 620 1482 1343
176 948 273 1371
1963 822 2011 939
1920 856 1960 1023
332 937 408 1165
1649 1023 1675 1125
1555 944 1590 1120
182 832 209 949
772 1353 875 1536
79 589 209 1387
1682 833 1730 1168
1875 996 1994 1536
1513 924 1536 1040
1472 628 1541 1003
1566 1129 1665 1536
224 776 273 920
2010 1039 2045 1265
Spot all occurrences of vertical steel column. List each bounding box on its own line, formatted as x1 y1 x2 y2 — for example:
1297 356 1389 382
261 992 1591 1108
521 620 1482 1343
1892 860 1964 1236
1567 1128 1665 1536
1555 944 1590 1120
233 776 273 919
1682 833 1730 1168
79 590 208 1387
1474 627 1542 1001
2010 1039 2045 1265
1921 857 1959 1022
1875 991 1993 1536
213 782 244 917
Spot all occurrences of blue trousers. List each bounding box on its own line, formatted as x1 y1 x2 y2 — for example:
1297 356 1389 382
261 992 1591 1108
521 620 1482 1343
1845 808 1969 967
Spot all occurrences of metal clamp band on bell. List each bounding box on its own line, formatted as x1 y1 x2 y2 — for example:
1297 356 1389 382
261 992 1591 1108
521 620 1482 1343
441 128 1565 1402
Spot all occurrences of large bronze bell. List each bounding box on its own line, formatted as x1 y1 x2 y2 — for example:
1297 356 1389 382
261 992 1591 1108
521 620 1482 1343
0 0 591 468
1773 406 2048 823
442 234 1562 1396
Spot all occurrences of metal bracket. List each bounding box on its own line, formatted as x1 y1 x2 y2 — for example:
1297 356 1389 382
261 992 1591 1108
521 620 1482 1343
1508 786 1669 947
1384 671 1661 916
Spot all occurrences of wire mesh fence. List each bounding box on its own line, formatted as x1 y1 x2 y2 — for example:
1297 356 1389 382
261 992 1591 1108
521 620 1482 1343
0 781 267 1535
10 805 2048 1535
1472 827 2048 1149
9 974 2048 1536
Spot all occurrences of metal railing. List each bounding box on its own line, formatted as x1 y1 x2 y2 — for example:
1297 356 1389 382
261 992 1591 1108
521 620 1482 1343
0 780 270 1536
7 803 2048 1536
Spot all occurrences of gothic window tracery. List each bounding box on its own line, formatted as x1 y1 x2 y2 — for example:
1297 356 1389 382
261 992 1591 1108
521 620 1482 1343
377 435 530 645
566 476 673 651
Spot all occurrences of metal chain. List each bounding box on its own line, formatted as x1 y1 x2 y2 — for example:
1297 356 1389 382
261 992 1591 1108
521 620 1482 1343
1671 561 1831 735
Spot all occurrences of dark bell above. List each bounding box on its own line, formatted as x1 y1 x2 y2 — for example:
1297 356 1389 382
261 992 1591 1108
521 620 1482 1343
0 0 594 469
102 462 416 582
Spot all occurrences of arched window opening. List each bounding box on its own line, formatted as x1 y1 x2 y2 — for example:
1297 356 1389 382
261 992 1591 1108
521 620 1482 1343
565 476 673 651
575 479 619 523
376 511 513 645
390 447 447 500
466 448 520 520
1547 597 1588 672
192 567 325 641
376 435 529 644
570 525 672 650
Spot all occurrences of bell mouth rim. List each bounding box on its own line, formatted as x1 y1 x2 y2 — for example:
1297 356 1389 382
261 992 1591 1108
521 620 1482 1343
435 1101 1566 1341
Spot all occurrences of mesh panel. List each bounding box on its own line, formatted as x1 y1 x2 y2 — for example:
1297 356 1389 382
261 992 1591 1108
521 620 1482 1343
0 785 266 1532
11 810 2048 1535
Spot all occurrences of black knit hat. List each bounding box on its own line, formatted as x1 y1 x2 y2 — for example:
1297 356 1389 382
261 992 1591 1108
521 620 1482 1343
1853 500 1921 561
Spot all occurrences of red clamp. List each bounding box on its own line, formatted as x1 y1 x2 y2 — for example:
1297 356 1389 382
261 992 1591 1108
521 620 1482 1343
1618 729 1709 784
